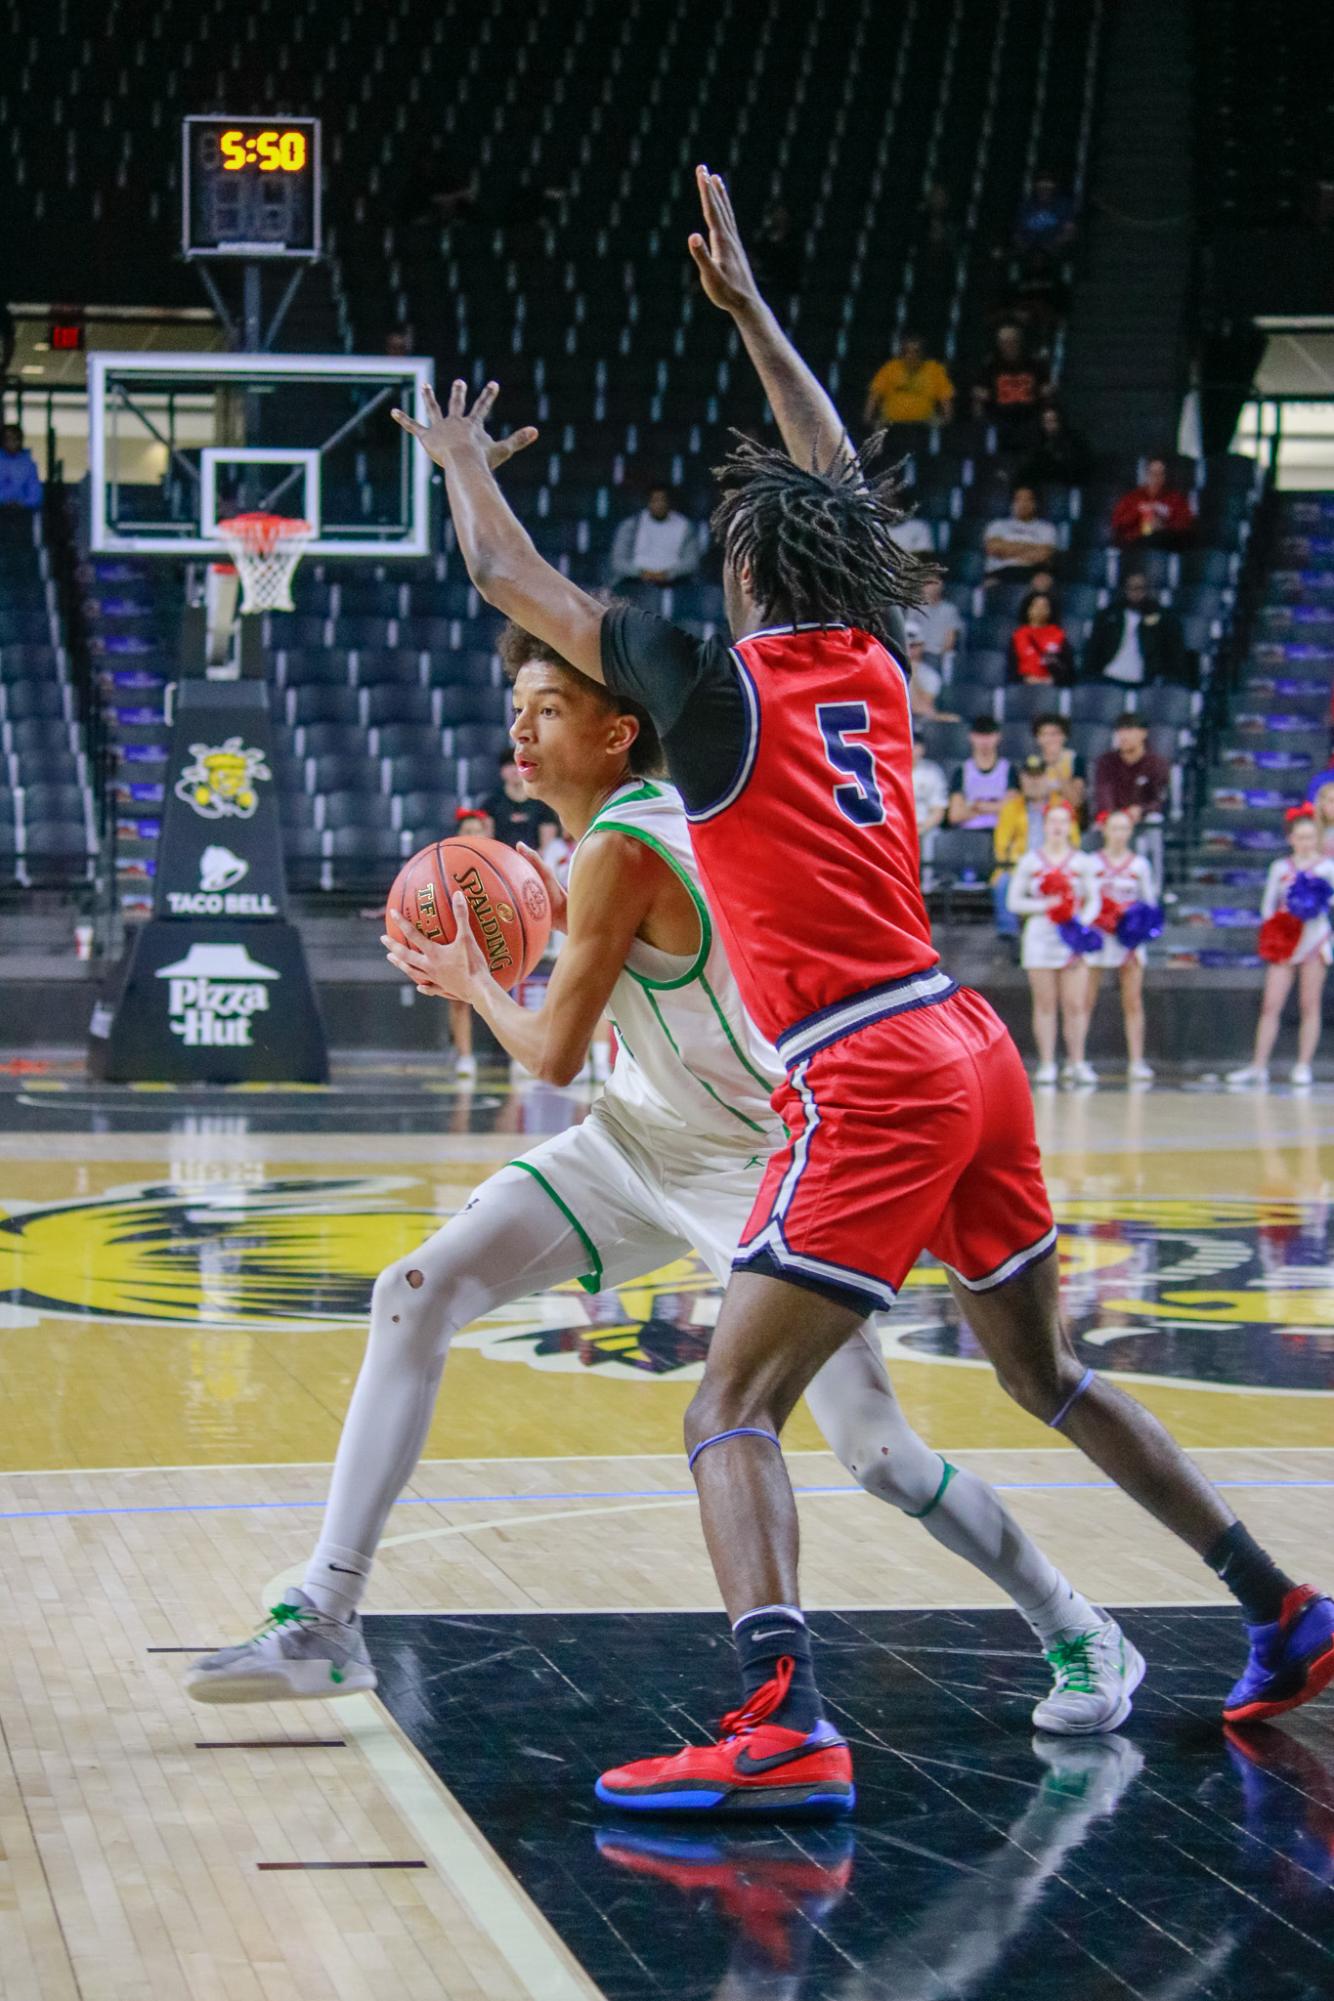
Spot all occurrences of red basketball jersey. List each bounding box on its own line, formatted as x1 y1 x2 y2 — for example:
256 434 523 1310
686 624 938 1046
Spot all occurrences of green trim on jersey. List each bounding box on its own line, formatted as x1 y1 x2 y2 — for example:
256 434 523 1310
581 819 713 991
699 971 779 1094
509 1160 603 1294
585 780 663 827
644 991 769 1136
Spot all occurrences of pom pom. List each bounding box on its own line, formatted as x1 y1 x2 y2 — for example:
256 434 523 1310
1115 901 1165 949
1059 918 1104 955
1094 894 1121 934
1258 910 1303 962
1285 871 1333 921
1038 869 1075 924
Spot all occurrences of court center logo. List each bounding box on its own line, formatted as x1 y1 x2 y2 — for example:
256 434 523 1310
175 737 271 819
0 1182 1329 1392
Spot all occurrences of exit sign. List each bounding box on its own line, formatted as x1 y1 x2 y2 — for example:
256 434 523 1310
48 311 86 352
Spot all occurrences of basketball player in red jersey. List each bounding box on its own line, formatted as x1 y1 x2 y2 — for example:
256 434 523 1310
392 169 1334 1815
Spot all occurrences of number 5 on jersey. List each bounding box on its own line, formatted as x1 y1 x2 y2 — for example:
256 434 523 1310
816 701 885 827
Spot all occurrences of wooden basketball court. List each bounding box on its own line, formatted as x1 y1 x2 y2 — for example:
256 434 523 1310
2 1074 1331 1999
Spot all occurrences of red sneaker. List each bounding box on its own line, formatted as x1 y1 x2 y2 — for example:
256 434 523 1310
595 1658 855 1819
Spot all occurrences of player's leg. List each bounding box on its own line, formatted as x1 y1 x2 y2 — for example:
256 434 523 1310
1028 966 1058 1072
1231 963 1292 1082
1119 956 1148 1071
804 1327 1137 1733
1058 961 1090 1071
942 1016 1334 1723
185 1164 601 1703
449 997 476 1077
1294 956 1327 1075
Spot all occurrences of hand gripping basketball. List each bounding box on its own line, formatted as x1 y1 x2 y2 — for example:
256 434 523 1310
385 835 553 994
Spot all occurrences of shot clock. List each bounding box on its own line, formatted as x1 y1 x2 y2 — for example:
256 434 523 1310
182 116 321 258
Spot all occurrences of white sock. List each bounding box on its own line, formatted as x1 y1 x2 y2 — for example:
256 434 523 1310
303 1544 373 1624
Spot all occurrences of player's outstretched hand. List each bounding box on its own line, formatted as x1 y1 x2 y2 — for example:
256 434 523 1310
516 841 569 930
688 165 761 317
391 380 538 474
382 895 491 1002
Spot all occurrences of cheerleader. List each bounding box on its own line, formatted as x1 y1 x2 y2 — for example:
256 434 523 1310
1088 808 1158 1082
1227 805 1334 1088
1007 797 1101 1085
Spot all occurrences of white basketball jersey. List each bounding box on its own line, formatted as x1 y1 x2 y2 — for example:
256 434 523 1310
574 779 782 1156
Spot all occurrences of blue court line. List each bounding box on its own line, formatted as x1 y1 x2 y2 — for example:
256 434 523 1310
0 1478 1330 1525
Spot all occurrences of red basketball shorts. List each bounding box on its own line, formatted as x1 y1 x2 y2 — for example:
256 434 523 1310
735 980 1056 1316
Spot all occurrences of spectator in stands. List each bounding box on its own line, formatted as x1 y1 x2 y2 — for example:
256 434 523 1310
483 753 559 854
384 324 416 358
906 626 960 723
863 332 954 431
948 716 1012 827
971 324 1048 446
1009 590 1074 685
912 732 948 837
992 786 1029 941
1083 569 1189 687
751 202 800 295
1093 713 1169 823
914 572 964 669
608 483 703 588
1111 456 1195 551
1021 714 1086 836
0 424 41 509
888 514 936 556
1017 402 1092 488
1013 170 1078 256
983 484 1057 585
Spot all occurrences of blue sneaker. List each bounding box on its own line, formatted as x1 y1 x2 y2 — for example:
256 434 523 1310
1222 1586 1334 1724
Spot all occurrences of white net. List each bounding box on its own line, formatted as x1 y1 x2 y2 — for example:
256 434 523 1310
216 513 314 614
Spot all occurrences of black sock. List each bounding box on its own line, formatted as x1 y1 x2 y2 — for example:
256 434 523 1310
733 1607 822 1733
1204 1522 1297 1625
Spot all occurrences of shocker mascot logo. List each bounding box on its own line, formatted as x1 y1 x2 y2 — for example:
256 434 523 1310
1 1182 1329 1397
175 737 271 820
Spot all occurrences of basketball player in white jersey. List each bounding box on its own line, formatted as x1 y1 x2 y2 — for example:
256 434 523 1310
186 624 1143 1734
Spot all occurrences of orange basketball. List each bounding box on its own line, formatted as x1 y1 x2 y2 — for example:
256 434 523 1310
386 836 553 990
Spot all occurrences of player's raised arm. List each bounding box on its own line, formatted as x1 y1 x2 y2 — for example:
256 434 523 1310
392 380 610 683
688 165 854 476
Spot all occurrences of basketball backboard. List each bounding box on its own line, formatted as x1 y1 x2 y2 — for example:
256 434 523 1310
88 352 435 557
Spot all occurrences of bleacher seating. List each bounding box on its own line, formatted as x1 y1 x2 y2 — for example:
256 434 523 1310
6 0 1273 918
0 513 98 893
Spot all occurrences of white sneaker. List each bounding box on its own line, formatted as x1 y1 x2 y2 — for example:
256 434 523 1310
1035 1061 1059 1086
1128 1061 1155 1083
184 1588 377 1704
1032 1615 1146 1735
454 1053 477 1079
1290 1063 1314 1087
1226 1064 1269 1088
1071 1061 1098 1087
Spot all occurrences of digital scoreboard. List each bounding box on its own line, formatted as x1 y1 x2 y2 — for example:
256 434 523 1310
182 116 320 259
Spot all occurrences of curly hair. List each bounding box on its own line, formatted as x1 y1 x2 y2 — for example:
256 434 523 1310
710 432 938 641
496 620 663 776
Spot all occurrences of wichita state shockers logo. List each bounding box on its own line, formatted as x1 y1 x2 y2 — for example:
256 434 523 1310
0 1181 1330 1393
175 737 271 819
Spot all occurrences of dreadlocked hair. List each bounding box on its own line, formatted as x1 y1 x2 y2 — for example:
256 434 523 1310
710 432 940 640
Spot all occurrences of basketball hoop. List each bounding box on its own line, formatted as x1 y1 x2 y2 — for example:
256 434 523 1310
216 512 314 614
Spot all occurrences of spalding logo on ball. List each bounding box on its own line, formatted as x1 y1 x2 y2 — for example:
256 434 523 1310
386 836 553 990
